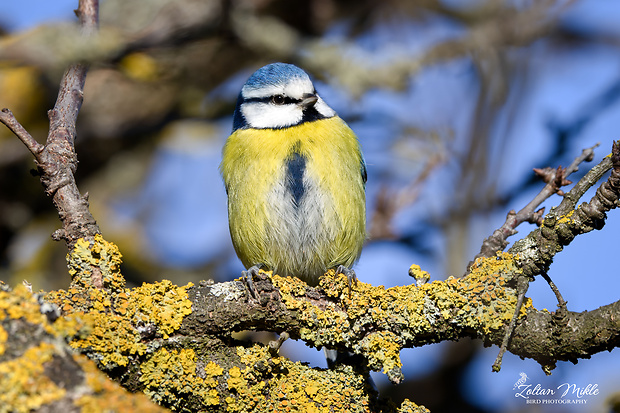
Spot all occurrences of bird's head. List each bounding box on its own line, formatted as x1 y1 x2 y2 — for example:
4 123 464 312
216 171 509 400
232 63 336 131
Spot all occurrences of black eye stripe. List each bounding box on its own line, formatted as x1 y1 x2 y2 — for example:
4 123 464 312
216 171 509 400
273 95 297 105
243 96 299 105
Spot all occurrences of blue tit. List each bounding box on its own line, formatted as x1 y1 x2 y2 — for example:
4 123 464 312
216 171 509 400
220 62 366 288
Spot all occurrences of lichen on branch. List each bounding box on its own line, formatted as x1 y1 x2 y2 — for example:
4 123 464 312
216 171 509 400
0 281 167 412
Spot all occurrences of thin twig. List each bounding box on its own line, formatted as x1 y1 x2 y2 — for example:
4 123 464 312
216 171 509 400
492 276 529 372
493 141 620 373
540 272 567 309
0 109 44 157
554 149 614 216
493 270 568 371
470 143 600 267
0 0 101 253
491 143 604 372
510 141 619 281
47 1 98 140
76 0 99 33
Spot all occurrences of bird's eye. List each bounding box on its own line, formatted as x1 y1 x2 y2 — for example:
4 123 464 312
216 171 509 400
271 95 285 105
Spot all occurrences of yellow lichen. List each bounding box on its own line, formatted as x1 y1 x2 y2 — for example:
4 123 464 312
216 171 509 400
47 237 193 368
408 264 430 285
2 233 532 411
67 234 125 291
317 269 350 298
461 252 532 333
205 360 224 379
225 343 371 413
398 399 431 413
0 284 47 326
54 279 194 368
0 325 6 356
139 347 223 408
268 252 529 382
0 272 186 412
74 354 167 413
556 209 576 226
359 331 402 377
227 365 246 391
129 280 193 339
0 342 66 412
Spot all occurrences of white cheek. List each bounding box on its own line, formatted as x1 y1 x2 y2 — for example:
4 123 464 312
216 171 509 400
315 97 336 118
241 103 303 129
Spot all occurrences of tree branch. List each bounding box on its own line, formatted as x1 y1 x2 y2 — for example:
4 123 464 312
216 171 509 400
471 142 599 265
0 281 170 412
43 237 620 411
14 139 618 411
0 109 44 156
508 299 620 372
511 141 620 278
488 142 617 371
0 0 101 253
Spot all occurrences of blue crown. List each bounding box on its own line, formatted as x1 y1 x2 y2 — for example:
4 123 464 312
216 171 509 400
243 63 309 93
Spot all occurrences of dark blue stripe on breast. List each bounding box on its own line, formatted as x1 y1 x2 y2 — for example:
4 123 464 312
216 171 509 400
286 151 306 208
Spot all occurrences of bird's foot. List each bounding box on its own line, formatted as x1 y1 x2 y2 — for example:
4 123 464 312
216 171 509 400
242 264 263 299
336 265 357 297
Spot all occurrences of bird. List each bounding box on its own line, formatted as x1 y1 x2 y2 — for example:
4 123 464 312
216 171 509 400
220 62 366 293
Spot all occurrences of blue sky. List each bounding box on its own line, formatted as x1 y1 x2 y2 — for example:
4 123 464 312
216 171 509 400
0 0 76 31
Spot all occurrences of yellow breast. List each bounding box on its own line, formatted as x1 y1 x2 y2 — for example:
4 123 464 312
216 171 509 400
220 117 366 285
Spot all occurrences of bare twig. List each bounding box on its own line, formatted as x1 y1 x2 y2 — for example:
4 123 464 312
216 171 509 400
554 146 615 216
491 142 612 372
512 140 619 279
76 0 99 32
0 0 101 253
540 272 567 309
48 0 99 139
268 332 290 356
470 143 599 266
492 276 529 372
0 109 44 156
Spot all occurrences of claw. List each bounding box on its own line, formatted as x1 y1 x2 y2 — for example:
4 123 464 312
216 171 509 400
335 265 357 297
242 264 262 299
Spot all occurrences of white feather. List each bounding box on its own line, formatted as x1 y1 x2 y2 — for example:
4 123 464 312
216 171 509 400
241 101 304 129
314 96 336 118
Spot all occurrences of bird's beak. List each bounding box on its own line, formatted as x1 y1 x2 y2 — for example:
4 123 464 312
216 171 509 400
300 93 318 109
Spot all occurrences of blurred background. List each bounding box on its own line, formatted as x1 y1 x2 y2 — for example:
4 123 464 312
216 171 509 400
0 0 619 411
